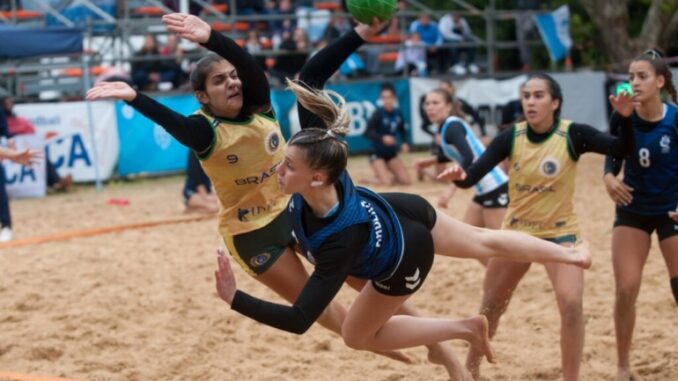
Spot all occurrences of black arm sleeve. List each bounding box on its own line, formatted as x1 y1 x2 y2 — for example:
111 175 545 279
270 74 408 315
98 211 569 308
460 99 486 136
453 127 512 188
230 226 367 334
297 30 365 130
364 111 382 142
568 117 633 159
128 92 214 153
442 121 474 169
203 30 271 114
604 113 625 175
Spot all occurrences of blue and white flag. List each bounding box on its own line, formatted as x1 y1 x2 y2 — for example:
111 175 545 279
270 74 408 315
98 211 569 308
534 5 572 62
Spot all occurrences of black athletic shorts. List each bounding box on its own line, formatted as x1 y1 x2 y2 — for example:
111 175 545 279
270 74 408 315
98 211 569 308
371 193 437 296
368 150 398 163
472 183 509 209
614 208 678 241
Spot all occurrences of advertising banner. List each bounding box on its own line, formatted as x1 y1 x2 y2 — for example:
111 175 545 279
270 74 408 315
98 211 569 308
272 79 411 153
14 101 119 182
115 95 196 176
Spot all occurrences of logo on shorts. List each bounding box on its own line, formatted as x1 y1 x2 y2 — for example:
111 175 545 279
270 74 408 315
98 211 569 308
250 253 271 268
265 131 281 155
373 281 390 291
405 268 421 290
498 193 508 206
539 156 560 177
483 200 493 206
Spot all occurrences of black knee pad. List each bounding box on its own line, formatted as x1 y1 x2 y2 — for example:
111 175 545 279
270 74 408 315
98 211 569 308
671 277 678 305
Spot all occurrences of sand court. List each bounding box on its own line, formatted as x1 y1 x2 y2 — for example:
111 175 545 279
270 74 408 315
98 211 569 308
0 154 675 381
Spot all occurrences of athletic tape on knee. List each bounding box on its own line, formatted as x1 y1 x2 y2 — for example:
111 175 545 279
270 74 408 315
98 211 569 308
671 277 678 305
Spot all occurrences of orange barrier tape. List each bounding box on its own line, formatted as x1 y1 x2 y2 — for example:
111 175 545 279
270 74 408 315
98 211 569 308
0 214 215 250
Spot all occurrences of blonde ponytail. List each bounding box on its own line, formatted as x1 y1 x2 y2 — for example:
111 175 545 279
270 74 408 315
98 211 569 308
286 79 350 136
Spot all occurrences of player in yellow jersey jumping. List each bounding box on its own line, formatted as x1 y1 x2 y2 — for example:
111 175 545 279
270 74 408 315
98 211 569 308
439 73 635 381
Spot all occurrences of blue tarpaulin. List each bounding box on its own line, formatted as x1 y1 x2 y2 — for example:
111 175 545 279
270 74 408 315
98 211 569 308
0 25 83 58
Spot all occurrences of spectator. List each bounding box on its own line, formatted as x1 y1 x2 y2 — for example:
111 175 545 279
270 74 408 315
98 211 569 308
439 12 479 75
159 34 189 89
131 34 164 91
270 28 309 85
395 32 427 77
183 152 218 214
409 14 444 74
244 30 267 70
1 95 73 192
324 11 352 43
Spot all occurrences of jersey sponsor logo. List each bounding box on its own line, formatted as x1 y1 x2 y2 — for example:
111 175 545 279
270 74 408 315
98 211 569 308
250 253 272 268
508 216 547 230
360 200 383 248
404 267 421 290
237 203 274 222
234 163 279 185
264 131 281 155
539 156 560 177
660 134 671 154
514 183 555 194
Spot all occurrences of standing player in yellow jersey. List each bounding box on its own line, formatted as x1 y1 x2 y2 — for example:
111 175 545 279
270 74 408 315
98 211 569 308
88 13 473 378
439 73 635 381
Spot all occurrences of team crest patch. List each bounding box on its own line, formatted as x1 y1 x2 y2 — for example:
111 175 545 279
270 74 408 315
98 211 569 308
660 134 671 154
539 156 560 177
265 131 281 155
250 253 272 268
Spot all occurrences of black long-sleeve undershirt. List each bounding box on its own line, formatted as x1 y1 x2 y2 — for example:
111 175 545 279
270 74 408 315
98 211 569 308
454 118 634 188
126 30 272 154
442 120 475 169
297 29 365 130
230 30 371 334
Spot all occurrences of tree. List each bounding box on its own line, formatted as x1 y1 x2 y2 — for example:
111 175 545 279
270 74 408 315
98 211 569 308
578 0 678 65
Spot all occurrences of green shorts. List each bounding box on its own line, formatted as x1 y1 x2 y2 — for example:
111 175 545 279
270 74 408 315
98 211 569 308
543 234 578 245
223 210 294 276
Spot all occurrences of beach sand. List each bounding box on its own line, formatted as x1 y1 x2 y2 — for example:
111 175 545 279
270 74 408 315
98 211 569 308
1 154 675 381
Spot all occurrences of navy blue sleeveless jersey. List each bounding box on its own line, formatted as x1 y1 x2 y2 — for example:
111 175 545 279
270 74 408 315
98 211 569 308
288 171 405 280
367 107 405 157
621 103 678 215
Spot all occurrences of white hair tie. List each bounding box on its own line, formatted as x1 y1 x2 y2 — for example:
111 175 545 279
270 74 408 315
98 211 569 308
325 129 336 138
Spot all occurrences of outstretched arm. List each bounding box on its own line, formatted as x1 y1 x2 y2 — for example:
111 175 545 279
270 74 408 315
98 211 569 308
0 146 42 166
87 81 213 153
438 127 512 187
297 19 388 129
216 229 363 334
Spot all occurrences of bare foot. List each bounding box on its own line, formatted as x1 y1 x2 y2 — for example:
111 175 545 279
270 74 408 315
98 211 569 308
427 343 473 381
373 349 413 364
615 368 638 381
464 315 495 365
572 240 592 269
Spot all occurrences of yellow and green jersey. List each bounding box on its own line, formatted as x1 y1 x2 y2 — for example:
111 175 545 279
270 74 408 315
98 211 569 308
196 110 290 237
502 119 580 239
